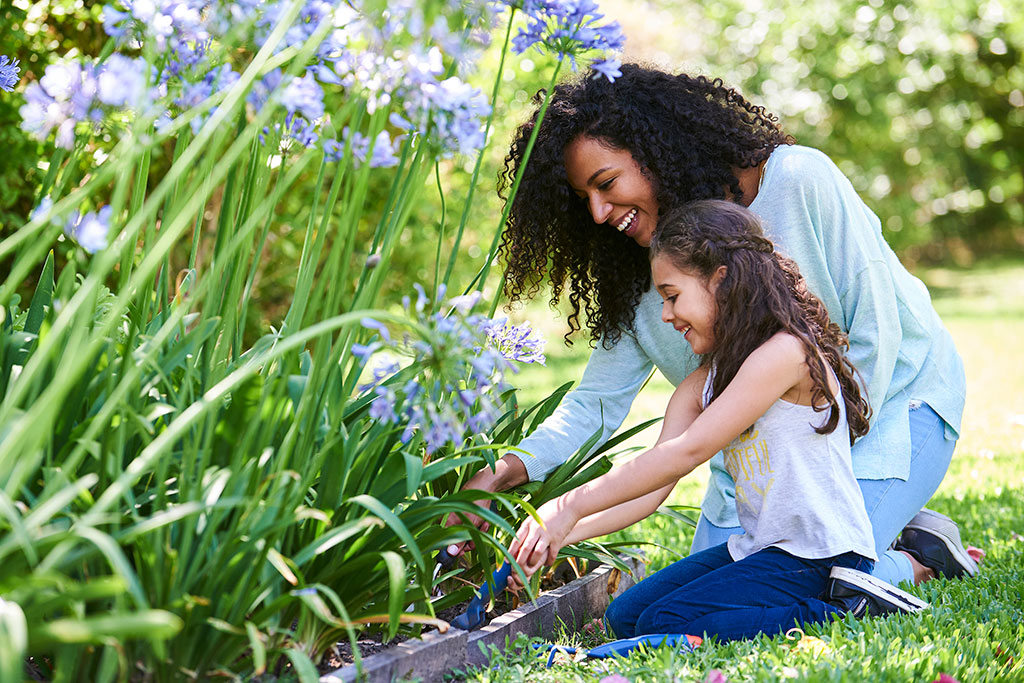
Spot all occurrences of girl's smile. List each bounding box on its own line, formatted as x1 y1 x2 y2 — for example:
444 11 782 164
651 255 726 355
564 135 659 248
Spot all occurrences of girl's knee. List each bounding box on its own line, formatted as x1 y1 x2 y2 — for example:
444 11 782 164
604 598 635 639
635 604 694 636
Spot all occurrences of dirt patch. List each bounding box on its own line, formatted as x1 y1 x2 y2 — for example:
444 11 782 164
325 560 590 671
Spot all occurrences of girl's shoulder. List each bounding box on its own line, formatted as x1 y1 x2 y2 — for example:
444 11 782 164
749 331 807 367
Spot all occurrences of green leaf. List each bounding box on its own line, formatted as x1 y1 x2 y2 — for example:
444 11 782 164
403 452 423 497
25 250 54 337
245 621 267 675
349 495 426 572
0 598 27 683
283 648 320 683
293 516 384 566
32 610 183 647
381 550 405 641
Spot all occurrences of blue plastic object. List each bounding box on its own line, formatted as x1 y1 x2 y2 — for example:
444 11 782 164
450 562 512 630
534 633 698 667
434 546 458 571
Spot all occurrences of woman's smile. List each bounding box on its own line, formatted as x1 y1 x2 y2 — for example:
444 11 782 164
564 135 659 248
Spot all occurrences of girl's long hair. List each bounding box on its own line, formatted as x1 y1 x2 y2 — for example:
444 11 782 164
649 200 871 443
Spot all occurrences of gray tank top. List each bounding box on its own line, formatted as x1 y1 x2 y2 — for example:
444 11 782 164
704 368 878 562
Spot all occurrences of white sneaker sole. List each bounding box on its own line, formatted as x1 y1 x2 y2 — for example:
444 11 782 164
905 509 979 577
830 567 930 612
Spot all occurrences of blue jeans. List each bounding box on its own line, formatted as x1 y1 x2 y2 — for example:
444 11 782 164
605 543 872 642
692 403 956 586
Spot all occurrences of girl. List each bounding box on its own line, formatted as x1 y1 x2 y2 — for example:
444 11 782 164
509 200 920 641
452 63 974 590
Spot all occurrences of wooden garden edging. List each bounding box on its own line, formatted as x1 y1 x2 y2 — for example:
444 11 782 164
324 560 644 683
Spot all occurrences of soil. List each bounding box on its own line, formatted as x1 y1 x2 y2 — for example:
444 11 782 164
326 560 588 672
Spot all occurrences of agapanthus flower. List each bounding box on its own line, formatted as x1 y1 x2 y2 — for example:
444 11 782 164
96 54 151 108
20 62 101 149
394 73 491 158
65 206 113 253
502 0 624 76
0 55 20 92
484 318 547 365
324 128 400 168
591 57 622 82
173 63 239 133
281 71 325 121
102 0 209 54
31 197 62 226
355 286 545 453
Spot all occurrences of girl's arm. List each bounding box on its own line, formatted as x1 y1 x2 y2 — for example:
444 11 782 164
510 332 807 575
560 367 709 544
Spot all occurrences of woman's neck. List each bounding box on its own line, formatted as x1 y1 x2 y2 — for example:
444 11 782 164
731 161 766 207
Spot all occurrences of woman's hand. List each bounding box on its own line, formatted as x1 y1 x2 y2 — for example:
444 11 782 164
508 497 579 579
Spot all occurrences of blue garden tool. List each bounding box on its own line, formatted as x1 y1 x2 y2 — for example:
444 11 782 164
431 546 459 597
450 561 512 630
534 633 700 667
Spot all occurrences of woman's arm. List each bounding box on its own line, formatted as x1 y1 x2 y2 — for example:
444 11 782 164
444 331 659 554
510 333 808 574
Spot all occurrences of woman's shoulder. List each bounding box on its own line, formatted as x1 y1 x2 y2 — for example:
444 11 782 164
767 144 842 182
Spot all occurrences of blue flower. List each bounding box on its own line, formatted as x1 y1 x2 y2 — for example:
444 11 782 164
20 62 100 149
283 113 319 148
326 129 401 168
31 197 58 225
0 55 20 92
360 317 392 342
281 71 324 121
351 342 380 362
96 54 150 108
590 56 622 82
64 206 112 254
369 385 398 422
501 0 624 80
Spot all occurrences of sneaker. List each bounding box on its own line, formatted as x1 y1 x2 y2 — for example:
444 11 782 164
894 508 979 579
827 567 930 618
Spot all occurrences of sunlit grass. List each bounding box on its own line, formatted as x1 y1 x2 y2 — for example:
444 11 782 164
464 260 1024 682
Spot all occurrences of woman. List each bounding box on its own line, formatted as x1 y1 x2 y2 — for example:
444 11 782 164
452 63 974 594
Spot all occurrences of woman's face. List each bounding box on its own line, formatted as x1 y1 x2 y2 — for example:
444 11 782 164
564 136 659 248
651 255 724 355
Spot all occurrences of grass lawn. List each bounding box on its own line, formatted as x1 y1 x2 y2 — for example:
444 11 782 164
457 259 1024 682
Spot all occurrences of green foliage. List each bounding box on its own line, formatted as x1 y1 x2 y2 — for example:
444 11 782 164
645 0 1024 260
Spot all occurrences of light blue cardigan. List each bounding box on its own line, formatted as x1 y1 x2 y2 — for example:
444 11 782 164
514 145 966 527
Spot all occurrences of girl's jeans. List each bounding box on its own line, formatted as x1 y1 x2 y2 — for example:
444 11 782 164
691 402 956 586
605 543 873 642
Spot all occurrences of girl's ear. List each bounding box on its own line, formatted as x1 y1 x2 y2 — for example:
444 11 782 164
709 265 727 291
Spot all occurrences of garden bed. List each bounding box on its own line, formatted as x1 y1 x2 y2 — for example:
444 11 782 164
323 559 643 683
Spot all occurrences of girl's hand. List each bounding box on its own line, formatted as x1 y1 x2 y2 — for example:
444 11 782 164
509 498 578 578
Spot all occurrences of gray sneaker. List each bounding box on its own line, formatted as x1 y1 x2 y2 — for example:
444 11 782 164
895 508 979 579
827 567 930 618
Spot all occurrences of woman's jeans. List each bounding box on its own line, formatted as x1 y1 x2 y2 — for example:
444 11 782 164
605 543 873 642
691 403 956 586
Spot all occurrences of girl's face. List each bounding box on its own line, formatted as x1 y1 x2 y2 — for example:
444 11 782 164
651 254 726 355
564 135 659 247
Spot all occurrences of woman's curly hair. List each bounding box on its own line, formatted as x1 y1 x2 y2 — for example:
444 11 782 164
498 62 793 347
649 200 871 443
